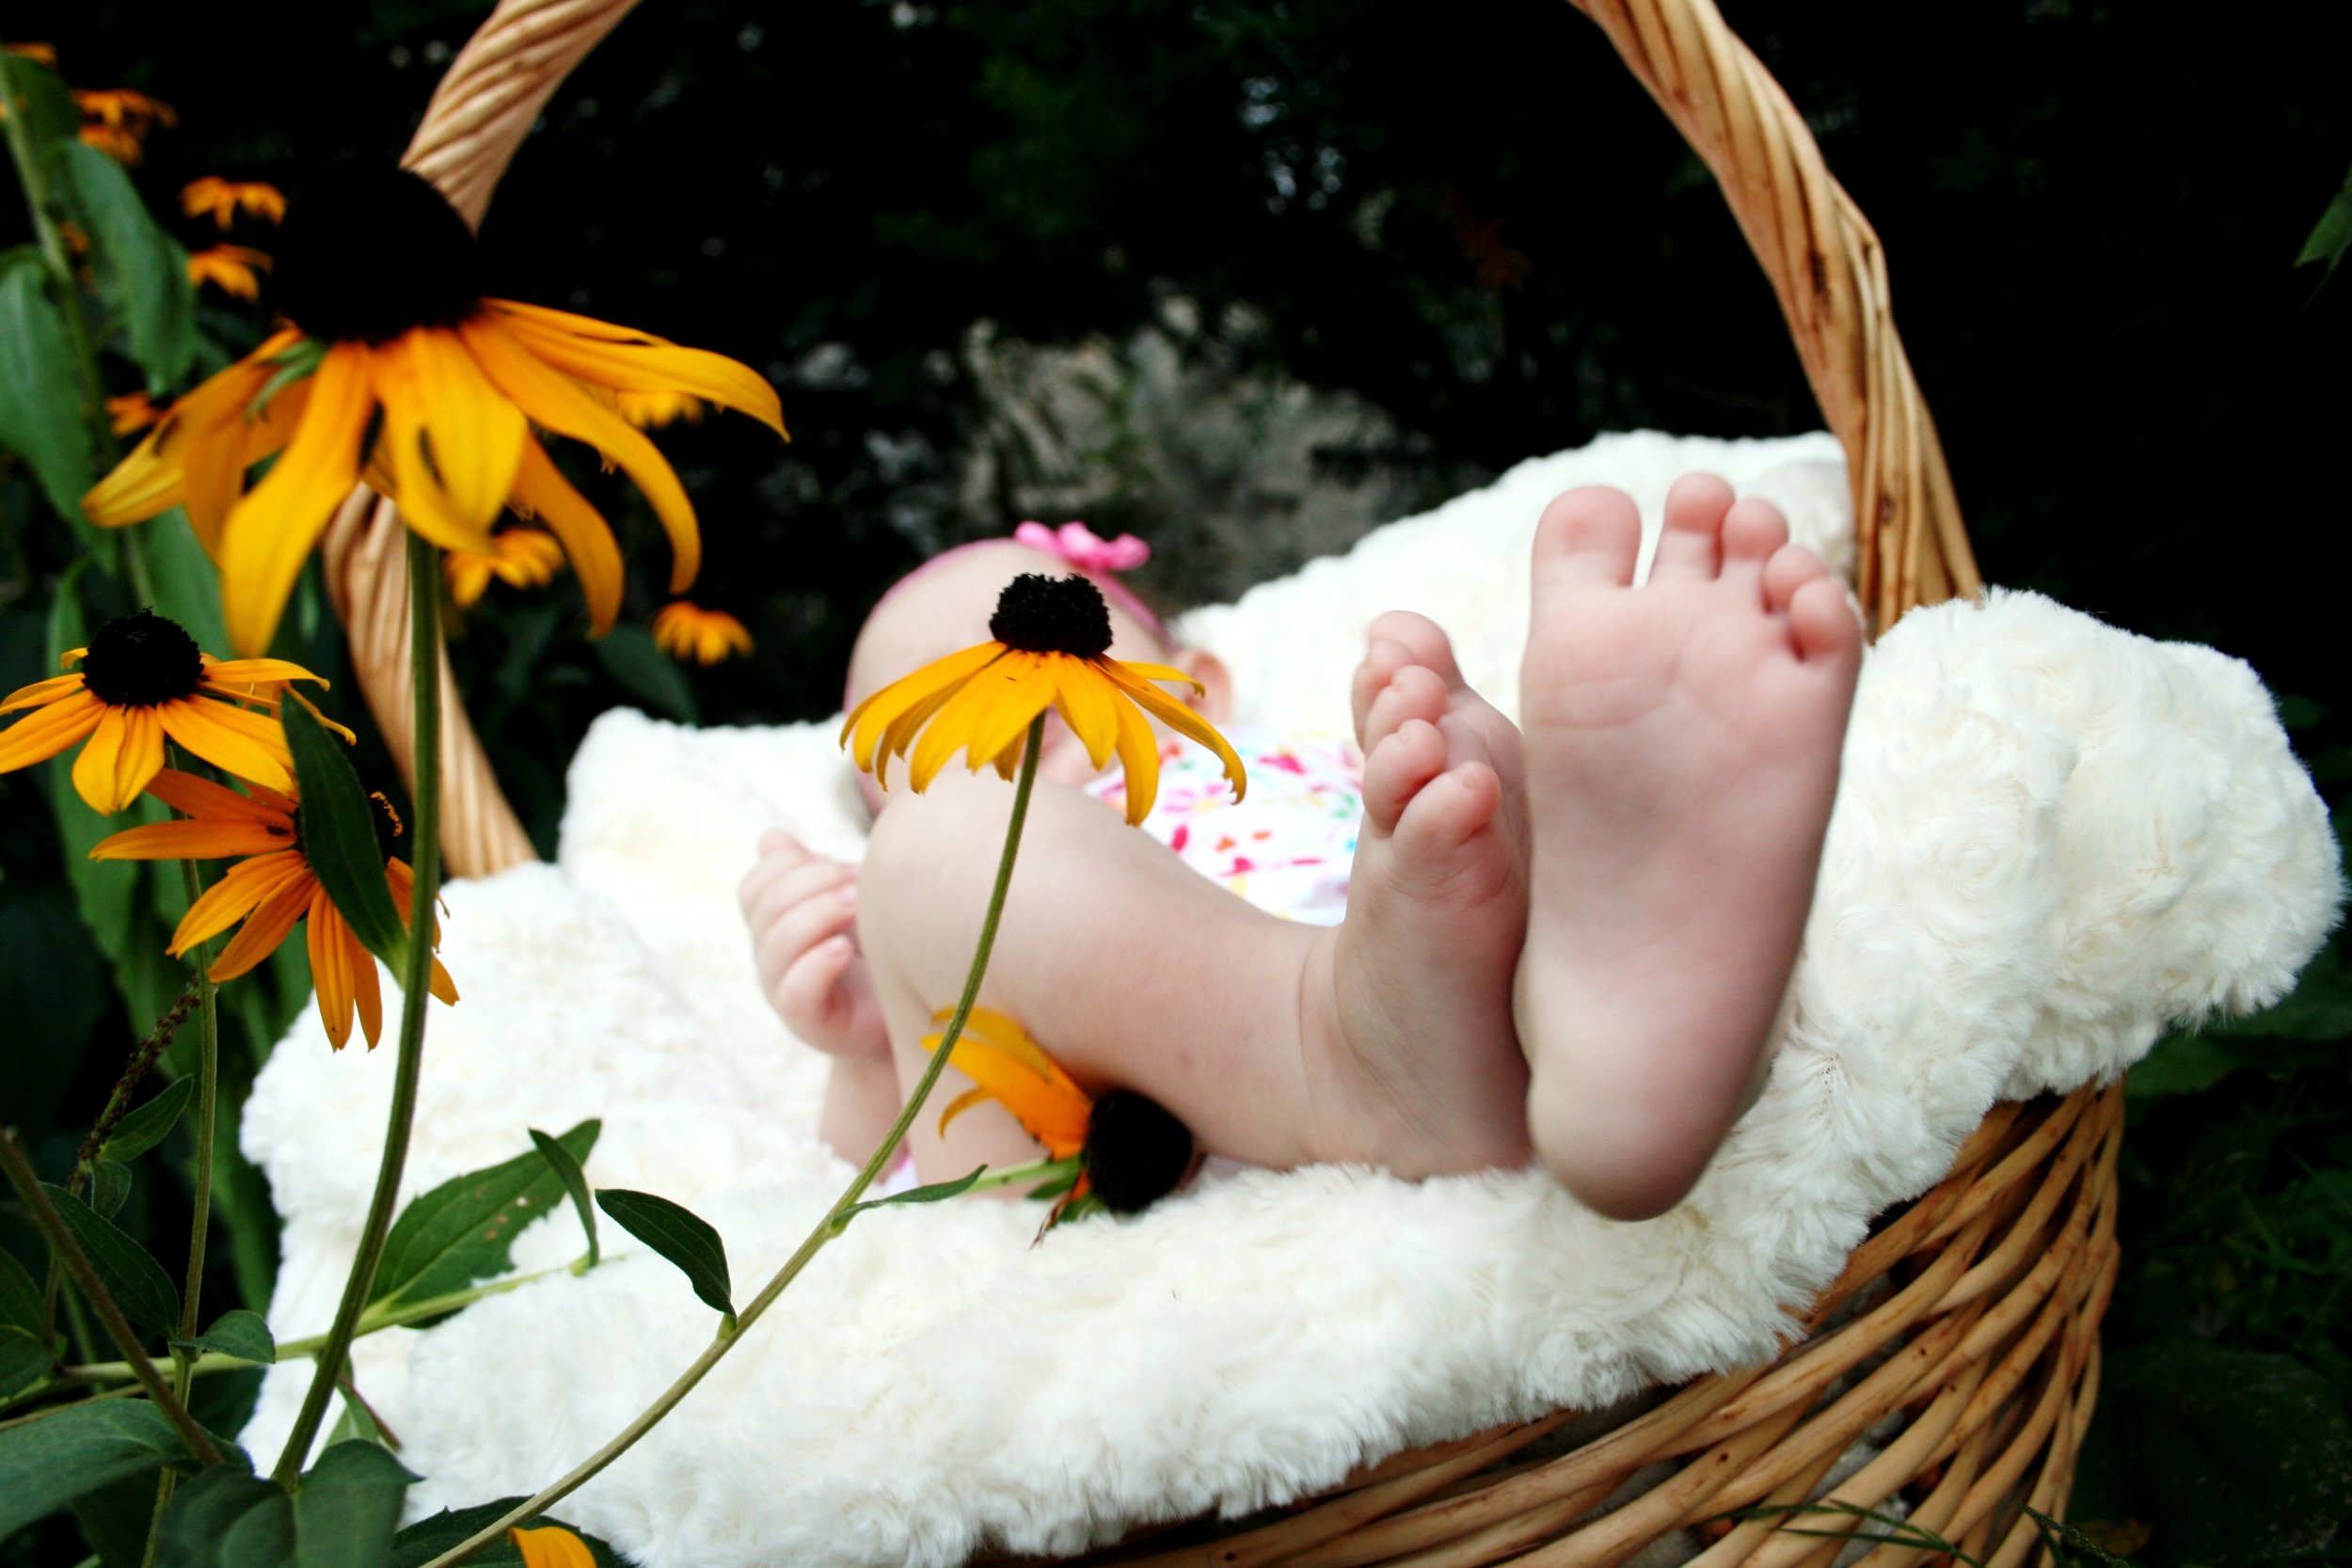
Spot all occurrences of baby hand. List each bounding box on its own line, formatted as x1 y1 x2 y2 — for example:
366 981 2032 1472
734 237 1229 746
739 830 889 1062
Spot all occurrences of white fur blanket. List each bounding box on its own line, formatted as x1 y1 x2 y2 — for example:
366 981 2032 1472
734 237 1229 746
237 432 2340 1567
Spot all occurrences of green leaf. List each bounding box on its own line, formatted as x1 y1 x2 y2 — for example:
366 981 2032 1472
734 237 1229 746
0 254 100 538
590 625 700 722
40 1180 180 1334
57 140 196 392
87 1158 132 1220
282 699 408 975
72 1465 163 1568
0 55 84 145
528 1127 599 1267
103 1075 196 1162
0 1243 49 1337
2296 158 2352 289
292 1440 419 1568
174 1307 276 1365
136 512 233 657
835 1166 988 1224
215 1486 296 1568
370 1120 602 1315
596 1189 733 1320
0 1397 193 1537
326 1387 385 1450
0 1324 51 1399
154 1463 284 1568
390 1502 625 1568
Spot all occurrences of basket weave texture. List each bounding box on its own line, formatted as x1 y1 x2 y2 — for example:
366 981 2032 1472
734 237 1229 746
330 3 2109 1562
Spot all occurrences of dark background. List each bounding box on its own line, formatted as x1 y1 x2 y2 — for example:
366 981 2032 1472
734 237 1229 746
4 1 2348 1560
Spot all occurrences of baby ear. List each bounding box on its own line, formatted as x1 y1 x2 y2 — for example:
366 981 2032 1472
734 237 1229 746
1176 648 1234 721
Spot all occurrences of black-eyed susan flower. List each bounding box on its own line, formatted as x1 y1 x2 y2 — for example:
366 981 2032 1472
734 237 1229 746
841 573 1244 824
0 610 326 814
508 1525 595 1568
186 244 269 300
924 1006 1194 1216
444 528 565 609
82 168 787 656
651 601 754 666
72 88 173 165
3 42 59 67
91 769 457 1050
181 176 286 230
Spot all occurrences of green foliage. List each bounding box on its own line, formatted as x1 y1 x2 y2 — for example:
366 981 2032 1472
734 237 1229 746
0 1327 48 1399
528 1128 598 1269
0 251 99 538
0 1247 44 1338
103 1075 194 1162
284 700 408 975
151 1464 282 1568
55 140 196 392
87 1157 131 1220
595 1189 733 1323
0 1399 200 1538
2298 158 2352 292
40 1180 179 1335
835 1166 987 1225
174 1307 275 1365
290 1442 420 1568
369 1121 601 1317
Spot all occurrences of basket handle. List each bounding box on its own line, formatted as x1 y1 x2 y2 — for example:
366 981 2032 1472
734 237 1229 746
341 0 1979 878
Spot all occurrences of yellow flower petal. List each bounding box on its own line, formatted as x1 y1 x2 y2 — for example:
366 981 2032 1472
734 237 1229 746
72 705 165 815
1107 688 1162 828
509 1526 597 1568
0 673 88 716
461 315 702 592
156 697 293 794
959 656 1058 775
485 300 787 440
1051 659 1120 770
218 341 376 656
841 643 1001 778
909 659 1040 793
307 884 358 1050
85 328 303 531
369 339 500 557
509 436 624 635
1104 662 1247 804
142 767 292 828
200 656 328 691
399 327 527 536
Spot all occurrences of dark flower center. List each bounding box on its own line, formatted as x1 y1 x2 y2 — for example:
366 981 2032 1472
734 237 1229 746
78 610 202 707
1081 1090 1195 1214
990 574 1113 659
275 168 485 344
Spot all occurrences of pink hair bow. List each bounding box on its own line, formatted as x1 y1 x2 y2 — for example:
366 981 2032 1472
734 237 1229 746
1013 520 1152 575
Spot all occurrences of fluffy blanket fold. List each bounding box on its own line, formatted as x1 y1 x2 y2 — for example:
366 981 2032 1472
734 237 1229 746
237 432 2339 1568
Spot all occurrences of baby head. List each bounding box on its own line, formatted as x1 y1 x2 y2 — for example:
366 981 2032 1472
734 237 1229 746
845 528 1230 811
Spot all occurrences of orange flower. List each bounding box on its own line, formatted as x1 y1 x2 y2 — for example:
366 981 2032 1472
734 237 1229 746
187 245 270 300
107 391 162 437
0 610 328 814
181 176 286 230
651 601 754 666
78 123 144 165
3 43 59 67
445 528 566 608
91 769 457 1050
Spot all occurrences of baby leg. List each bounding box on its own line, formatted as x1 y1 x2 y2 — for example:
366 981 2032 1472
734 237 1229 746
1516 479 1861 1219
855 647 1535 1182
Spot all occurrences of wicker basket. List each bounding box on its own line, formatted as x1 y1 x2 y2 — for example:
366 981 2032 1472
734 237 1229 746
330 2 2120 1562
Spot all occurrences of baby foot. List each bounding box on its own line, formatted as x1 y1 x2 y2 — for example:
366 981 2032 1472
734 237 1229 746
1515 477 1862 1219
1300 616 1533 1177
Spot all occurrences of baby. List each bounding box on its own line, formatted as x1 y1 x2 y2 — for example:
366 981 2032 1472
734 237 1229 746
739 477 1861 1221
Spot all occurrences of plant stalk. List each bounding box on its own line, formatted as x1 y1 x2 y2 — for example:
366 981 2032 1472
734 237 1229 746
417 716 1050 1568
172 859 219 1404
268 531 445 1485
0 1130 223 1465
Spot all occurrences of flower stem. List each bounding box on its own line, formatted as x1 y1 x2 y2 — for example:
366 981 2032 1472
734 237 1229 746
172 860 219 1401
416 716 1050 1568
268 532 446 1486
0 1130 222 1465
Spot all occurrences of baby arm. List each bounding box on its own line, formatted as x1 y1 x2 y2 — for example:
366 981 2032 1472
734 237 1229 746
739 830 901 1160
